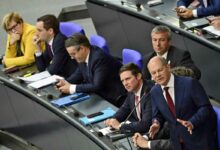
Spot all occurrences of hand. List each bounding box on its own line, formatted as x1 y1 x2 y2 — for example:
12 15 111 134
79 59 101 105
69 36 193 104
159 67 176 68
177 8 193 19
148 122 160 139
32 35 41 50
2 56 5 65
9 32 21 45
177 118 193 135
132 133 148 148
104 118 120 130
56 79 71 94
210 19 220 30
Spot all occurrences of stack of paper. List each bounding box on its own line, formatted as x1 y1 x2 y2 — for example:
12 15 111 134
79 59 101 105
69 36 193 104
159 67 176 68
203 25 220 36
27 75 63 89
17 71 51 83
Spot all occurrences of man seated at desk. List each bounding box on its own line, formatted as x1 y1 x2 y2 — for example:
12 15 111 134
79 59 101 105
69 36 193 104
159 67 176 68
33 14 77 78
142 25 201 80
176 0 220 19
104 63 153 133
56 33 126 107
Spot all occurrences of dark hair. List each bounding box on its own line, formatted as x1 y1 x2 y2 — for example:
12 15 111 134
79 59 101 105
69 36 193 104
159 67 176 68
65 33 91 49
119 63 142 77
37 14 59 34
171 66 196 79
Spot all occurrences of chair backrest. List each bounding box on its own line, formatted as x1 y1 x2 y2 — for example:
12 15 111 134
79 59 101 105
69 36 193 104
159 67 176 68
89 34 109 54
213 106 220 150
60 22 85 37
122 48 142 69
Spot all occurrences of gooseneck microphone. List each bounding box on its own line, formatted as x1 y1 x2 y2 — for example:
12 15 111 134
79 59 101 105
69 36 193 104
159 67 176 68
120 88 150 134
121 0 142 10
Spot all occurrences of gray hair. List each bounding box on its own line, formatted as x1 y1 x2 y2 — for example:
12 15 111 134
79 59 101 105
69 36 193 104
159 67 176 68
151 25 172 41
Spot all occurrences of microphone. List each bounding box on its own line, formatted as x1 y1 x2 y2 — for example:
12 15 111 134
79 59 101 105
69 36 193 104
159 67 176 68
121 0 142 11
120 88 150 134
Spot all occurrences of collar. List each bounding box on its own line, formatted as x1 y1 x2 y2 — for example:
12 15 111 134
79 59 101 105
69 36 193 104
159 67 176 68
157 51 168 60
85 50 90 65
135 83 143 98
48 38 54 47
161 74 174 90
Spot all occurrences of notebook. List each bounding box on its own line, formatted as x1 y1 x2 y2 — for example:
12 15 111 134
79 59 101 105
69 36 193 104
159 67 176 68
51 93 90 107
79 107 116 125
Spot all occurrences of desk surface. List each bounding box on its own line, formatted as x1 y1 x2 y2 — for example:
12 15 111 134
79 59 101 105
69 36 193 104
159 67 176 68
0 65 134 150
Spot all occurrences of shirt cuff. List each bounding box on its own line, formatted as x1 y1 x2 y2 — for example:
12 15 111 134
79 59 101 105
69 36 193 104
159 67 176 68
148 141 151 149
192 9 198 17
35 51 42 57
69 84 76 94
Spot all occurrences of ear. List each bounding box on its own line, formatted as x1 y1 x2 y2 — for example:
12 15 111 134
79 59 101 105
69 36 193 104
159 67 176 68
137 73 142 80
48 28 54 35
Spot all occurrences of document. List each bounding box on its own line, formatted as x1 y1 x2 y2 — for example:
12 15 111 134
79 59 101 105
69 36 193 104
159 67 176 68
17 71 51 83
27 75 63 89
203 25 220 36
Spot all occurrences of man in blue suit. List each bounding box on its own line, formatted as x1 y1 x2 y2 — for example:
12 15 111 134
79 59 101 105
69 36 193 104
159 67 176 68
57 33 126 107
176 0 220 19
147 56 217 150
104 63 153 133
33 14 77 78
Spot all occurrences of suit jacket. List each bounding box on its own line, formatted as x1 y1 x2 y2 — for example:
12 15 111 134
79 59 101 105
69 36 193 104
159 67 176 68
35 32 77 78
5 23 39 67
142 46 201 80
113 80 154 133
150 76 217 150
177 0 220 17
67 46 126 106
150 122 172 150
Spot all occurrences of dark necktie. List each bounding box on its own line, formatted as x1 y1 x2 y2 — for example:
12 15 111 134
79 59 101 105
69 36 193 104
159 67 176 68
135 95 141 120
16 40 23 56
48 44 53 58
164 87 176 117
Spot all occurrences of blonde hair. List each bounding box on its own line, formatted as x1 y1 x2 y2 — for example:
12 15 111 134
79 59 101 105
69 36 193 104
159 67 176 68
2 12 23 31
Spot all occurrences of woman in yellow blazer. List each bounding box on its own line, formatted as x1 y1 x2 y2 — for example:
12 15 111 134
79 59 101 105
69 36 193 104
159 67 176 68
2 12 43 67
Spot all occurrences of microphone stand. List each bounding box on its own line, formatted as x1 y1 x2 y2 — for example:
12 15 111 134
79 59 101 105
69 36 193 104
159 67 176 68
120 88 150 150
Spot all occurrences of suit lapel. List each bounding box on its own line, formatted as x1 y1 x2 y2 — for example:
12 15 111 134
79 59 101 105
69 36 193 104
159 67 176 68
174 76 185 118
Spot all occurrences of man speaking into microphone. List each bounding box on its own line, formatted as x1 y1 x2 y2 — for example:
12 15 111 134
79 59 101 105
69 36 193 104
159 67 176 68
104 63 154 133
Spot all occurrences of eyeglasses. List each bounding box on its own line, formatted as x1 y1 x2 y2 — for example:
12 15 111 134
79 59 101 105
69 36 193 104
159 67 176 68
7 23 19 32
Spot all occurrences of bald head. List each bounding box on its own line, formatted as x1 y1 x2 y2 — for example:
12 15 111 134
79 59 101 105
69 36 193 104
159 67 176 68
147 56 171 86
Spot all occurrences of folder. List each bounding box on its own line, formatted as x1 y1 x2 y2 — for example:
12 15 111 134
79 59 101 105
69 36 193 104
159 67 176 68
51 93 90 107
79 107 115 125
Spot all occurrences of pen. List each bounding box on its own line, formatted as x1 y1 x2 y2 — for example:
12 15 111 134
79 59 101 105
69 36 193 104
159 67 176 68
23 72 35 78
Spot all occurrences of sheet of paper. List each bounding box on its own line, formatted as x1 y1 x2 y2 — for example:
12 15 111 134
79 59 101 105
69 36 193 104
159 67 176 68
27 75 63 89
17 71 51 83
203 25 220 36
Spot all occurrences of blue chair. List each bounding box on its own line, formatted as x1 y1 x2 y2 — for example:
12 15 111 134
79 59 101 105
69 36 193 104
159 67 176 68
213 106 220 150
122 48 142 69
60 22 85 37
89 34 109 54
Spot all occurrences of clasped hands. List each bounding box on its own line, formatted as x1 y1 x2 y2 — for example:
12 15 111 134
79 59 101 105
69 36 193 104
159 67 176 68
175 7 193 19
56 79 71 94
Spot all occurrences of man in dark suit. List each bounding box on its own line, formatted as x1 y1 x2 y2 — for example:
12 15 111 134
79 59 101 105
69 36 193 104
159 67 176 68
33 14 77 78
132 122 172 150
104 63 153 133
147 56 217 150
176 0 220 19
142 25 201 80
56 34 126 107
